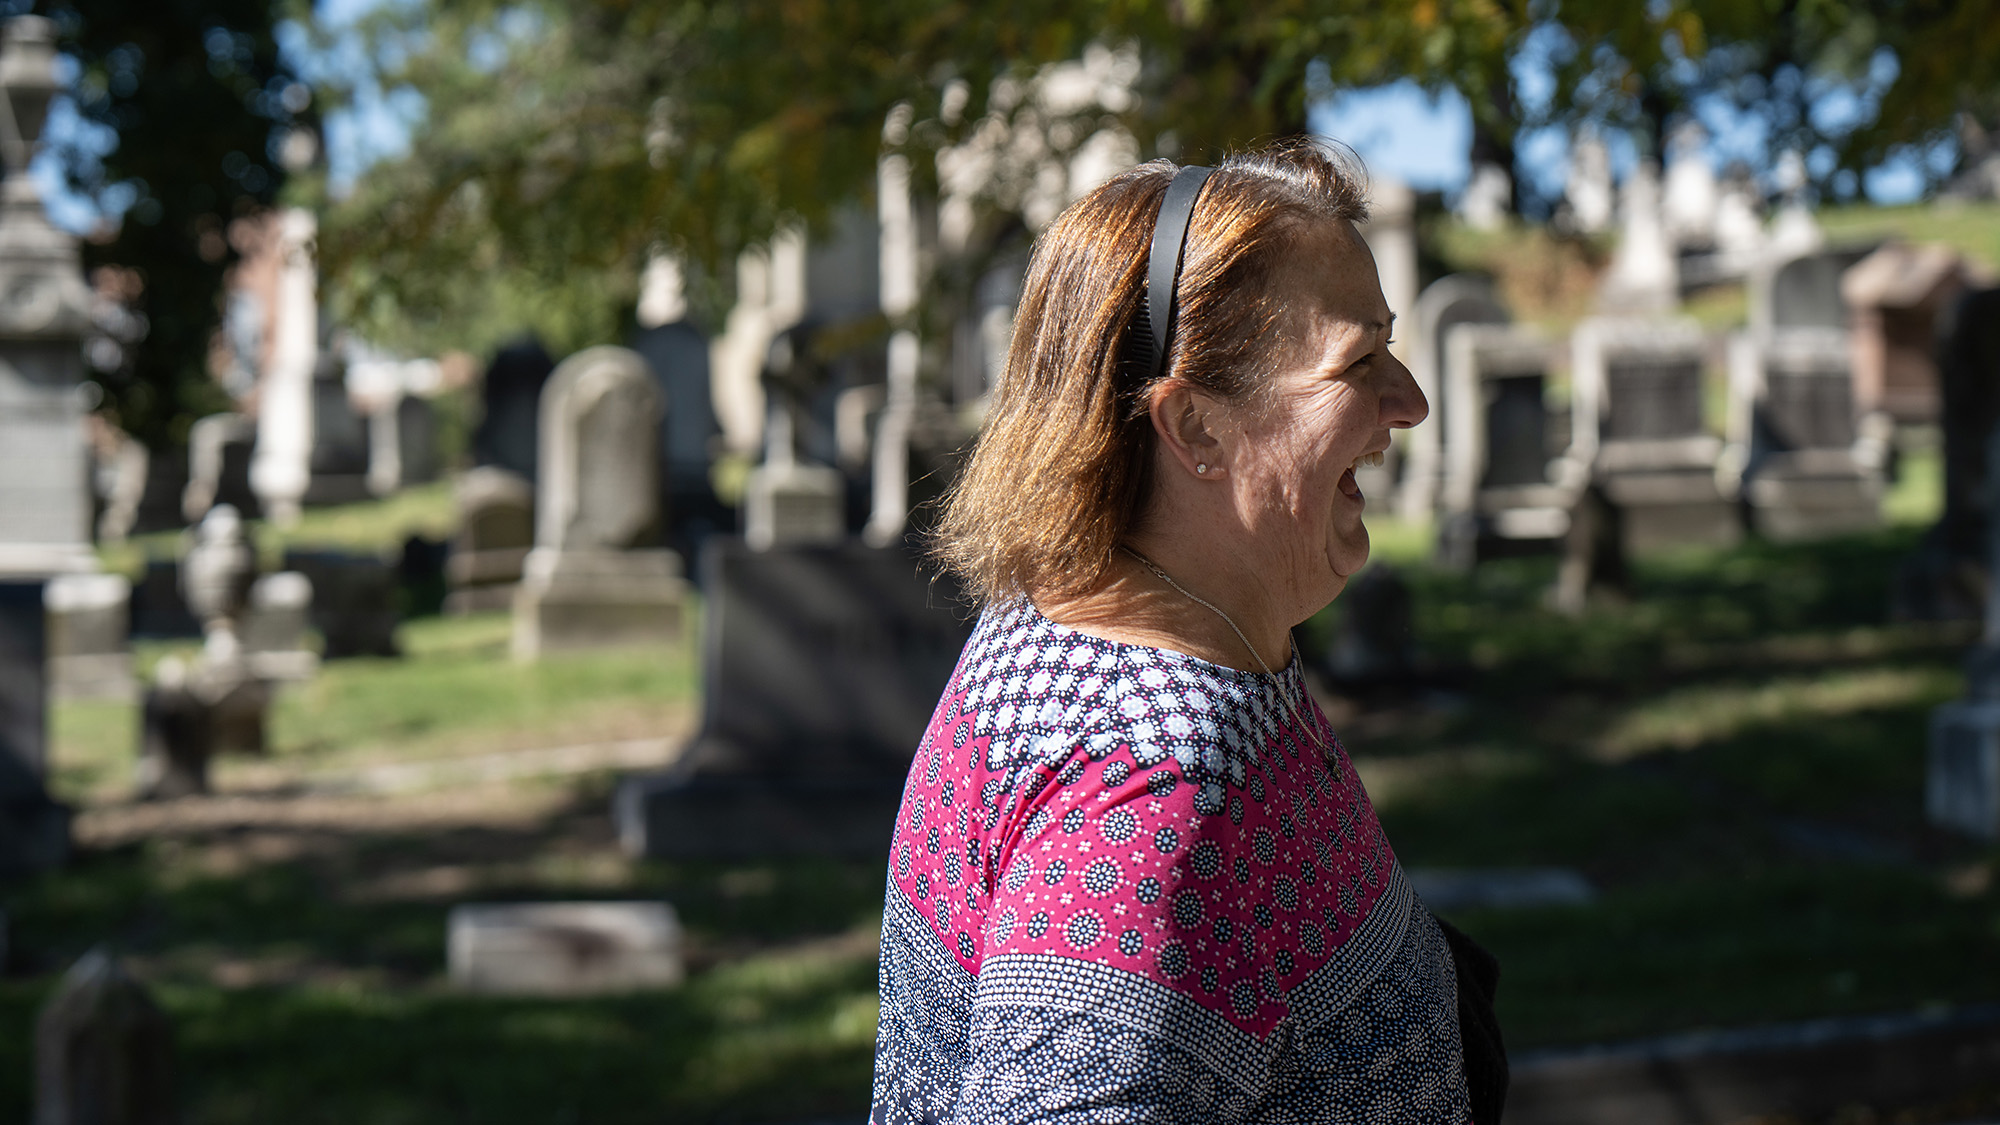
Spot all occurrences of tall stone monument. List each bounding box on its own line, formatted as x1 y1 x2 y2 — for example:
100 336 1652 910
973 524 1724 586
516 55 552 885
512 347 686 659
247 208 318 527
0 16 90 874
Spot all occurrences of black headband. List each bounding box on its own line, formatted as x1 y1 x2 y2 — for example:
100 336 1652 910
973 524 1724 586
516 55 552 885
1140 164 1215 384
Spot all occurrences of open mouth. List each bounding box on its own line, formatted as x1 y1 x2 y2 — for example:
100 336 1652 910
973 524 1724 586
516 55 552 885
1338 450 1383 500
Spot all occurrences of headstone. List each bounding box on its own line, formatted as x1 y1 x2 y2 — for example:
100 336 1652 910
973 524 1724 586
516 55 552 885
512 346 686 659
615 539 972 858
45 573 134 701
304 353 371 505
283 550 399 659
1599 160 1678 314
471 336 555 482
0 580 68 875
631 319 726 561
137 657 215 798
0 343 94 577
1927 404 2000 839
249 207 318 527
1399 276 1512 521
1660 120 1719 252
448 901 683 995
742 328 846 550
35 948 175 1125
1457 162 1511 230
1726 329 1884 541
127 561 198 639
239 572 317 682
93 437 147 544
1712 164 1765 270
1435 323 1582 567
1841 242 1967 425
444 467 535 614
1323 565 1417 685
1766 151 1825 262
1943 114 2000 201
1564 128 1614 235
365 392 440 497
1572 318 1740 554
179 413 259 524
1754 246 1875 342
1895 289 2000 622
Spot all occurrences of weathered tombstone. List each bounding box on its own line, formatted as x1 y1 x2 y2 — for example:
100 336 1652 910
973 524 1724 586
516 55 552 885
631 316 726 561
1751 244 1876 344
473 336 556 482
512 346 686 659
179 413 258 524
304 354 371 505
137 657 215 799
1599 160 1678 314
1435 323 1583 567
239 571 316 682
1841 242 1969 425
741 327 846 550
127 561 198 639
248 208 319 527
0 581 69 875
444 466 535 614
1727 329 1885 540
1572 317 1740 554
365 392 439 497
35 948 175 1125
45 573 134 701
1398 275 1512 522
615 539 972 858
94 437 148 545
282 549 398 659
448 901 683 995
1660 120 1719 253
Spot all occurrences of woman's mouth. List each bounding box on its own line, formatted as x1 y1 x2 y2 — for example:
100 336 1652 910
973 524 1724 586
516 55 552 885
1339 451 1382 500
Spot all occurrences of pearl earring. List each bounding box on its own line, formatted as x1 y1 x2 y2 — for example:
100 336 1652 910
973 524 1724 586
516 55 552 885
1196 463 1208 474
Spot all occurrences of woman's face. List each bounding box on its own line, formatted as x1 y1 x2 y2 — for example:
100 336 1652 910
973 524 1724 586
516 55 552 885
1222 220 1427 616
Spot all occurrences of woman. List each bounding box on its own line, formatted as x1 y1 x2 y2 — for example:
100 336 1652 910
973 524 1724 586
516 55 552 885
873 140 1499 1123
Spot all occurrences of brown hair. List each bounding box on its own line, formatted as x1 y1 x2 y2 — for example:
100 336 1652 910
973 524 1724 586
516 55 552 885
932 138 1370 604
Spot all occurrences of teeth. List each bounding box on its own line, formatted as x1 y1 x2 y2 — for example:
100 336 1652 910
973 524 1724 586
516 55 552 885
1356 451 1385 470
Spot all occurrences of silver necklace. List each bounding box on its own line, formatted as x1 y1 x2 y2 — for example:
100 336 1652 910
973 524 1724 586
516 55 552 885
1120 546 1327 755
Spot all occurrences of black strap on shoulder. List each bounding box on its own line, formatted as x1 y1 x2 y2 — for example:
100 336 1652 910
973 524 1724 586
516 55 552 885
1144 164 1215 383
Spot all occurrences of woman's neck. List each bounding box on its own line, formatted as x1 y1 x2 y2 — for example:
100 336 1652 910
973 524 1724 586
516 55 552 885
1033 543 1292 674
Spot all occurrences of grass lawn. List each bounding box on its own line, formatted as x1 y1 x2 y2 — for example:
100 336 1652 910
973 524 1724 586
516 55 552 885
2 446 1996 1121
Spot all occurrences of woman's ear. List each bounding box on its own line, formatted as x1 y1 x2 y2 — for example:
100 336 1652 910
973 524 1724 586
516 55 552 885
1148 380 1227 479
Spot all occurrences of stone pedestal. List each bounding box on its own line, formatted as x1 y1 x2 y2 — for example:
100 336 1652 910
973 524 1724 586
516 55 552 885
448 901 683 995
510 547 686 659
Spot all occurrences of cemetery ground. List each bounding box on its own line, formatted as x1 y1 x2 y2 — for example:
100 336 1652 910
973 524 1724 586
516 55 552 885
1 464 1994 1122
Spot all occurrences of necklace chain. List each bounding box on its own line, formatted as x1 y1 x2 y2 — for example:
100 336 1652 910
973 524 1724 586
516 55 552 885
1119 546 1326 755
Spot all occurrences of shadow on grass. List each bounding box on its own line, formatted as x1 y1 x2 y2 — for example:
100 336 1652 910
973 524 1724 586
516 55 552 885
0 779 887 1124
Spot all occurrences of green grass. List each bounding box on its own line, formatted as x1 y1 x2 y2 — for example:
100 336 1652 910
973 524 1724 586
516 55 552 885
98 480 458 577
1819 199 2000 270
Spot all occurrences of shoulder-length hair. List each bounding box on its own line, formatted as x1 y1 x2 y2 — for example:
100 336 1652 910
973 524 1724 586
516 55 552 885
932 139 1370 605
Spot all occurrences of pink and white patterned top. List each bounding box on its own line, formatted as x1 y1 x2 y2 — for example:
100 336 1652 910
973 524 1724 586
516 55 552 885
872 599 1470 1124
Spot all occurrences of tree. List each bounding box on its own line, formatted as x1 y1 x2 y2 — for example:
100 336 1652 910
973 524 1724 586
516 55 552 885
32 0 311 451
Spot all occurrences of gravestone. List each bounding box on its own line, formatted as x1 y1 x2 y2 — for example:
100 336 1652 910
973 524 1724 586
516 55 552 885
1600 161 1677 314
366 393 440 497
1895 289 2000 621
249 208 319 526
1457 163 1511 230
304 356 371 505
1727 329 1884 541
35 948 175 1125
1660 120 1719 252
0 581 68 875
631 318 727 561
45 573 134 700
472 336 556 481
240 571 316 682
512 346 686 659
1841 242 1967 425
1751 244 1876 343
128 561 198 639
1564 128 1614 235
1323 565 1417 686
1399 276 1512 521
1435 323 1583 567
615 539 972 858
449 901 683 995
1927 405 2000 839
742 327 846 550
1572 318 1740 554
445 467 535 614
283 550 399 659
180 413 258 523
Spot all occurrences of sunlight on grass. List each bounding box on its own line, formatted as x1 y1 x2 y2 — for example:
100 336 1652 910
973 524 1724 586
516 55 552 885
1819 199 2000 271
1592 666 1958 761
1886 443 1943 528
